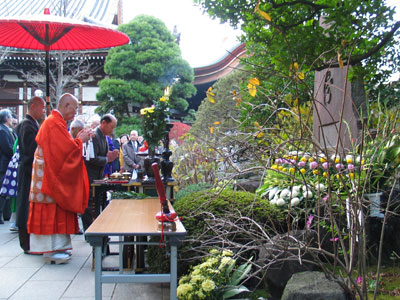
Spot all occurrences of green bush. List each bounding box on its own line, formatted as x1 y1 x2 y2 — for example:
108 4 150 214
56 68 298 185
146 188 284 275
175 183 212 201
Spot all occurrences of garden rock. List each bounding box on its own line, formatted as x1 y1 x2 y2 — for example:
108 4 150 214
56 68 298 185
257 230 318 299
281 271 348 300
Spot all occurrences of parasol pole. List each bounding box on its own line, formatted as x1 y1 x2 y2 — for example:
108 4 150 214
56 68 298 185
45 48 50 115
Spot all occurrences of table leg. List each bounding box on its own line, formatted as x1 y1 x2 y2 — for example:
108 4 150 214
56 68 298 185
94 245 102 300
170 245 177 300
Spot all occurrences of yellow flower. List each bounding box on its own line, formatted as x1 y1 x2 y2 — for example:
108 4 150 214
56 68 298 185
201 279 216 292
346 158 353 164
271 164 278 170
256 132 264 138
140 108 147 115
320 157 327 163
177 283 193 298
323 172 328 177
222 249 233 256
313 170 319 175
308 157 314 162
300 157 307 162
147 106 155 113
159 96 168 102
282 168 287 172
349 173 354 179
278 166 283 171
336 174 340 179
191 275 205 283
335 158 340 164
300 168 306 174
289 168 295 173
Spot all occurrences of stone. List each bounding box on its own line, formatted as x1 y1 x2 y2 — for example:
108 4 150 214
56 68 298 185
257 230 319 299
281 271 348 300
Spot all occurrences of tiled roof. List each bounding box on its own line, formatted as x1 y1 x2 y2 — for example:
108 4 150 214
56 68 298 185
0 0 119 25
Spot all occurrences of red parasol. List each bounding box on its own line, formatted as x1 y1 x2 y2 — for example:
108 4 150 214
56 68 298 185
0 8 130 110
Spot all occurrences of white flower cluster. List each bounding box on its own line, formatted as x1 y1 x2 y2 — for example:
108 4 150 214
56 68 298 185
267 183 326 207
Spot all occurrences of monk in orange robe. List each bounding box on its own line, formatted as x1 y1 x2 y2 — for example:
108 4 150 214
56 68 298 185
27 93 91 264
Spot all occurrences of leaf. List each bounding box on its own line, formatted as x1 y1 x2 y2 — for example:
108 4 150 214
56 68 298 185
248 83 257 97
231 259 252 285
255 3 271 22
222 286 249 299
213 121 221 125
236 98 242 106
293 62 299 71
210 127 214 134
249 77 260 86
338 52 344 69
297 72 305 80
293 98 299 107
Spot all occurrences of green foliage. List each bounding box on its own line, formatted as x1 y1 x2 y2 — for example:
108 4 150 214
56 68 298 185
177 249 251 300
194 0 399 86
96 15 196 123
191 70 247 138
140 93 171 149
114 115 142 138
171 133 219 188
110 191 148 199
174 187 283 236
175 183 212 201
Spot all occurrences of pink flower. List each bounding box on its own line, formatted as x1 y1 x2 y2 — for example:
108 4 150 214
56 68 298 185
309 161 318 169
330 237 339 242
347 164 355 171
322 194 330 202
357 277 363 284
336 163 344 170
322 162 330 169
298 161 306 167
306 215 314 229
391 129 395 134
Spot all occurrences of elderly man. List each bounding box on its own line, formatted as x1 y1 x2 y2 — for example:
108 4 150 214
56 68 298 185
0 109 17 224
15 96 45 253
70 119 85 139
27 93 91 264
82 114 119 231
122 130 142 173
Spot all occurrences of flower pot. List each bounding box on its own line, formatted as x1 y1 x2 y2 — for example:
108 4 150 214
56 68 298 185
364 192 384 218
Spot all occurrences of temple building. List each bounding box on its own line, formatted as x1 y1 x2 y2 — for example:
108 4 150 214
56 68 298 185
0 0 244 120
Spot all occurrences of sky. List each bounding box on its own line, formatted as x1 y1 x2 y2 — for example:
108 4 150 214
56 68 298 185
122 0 242 68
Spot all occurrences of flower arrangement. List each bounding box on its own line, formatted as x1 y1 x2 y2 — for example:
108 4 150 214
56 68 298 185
177 249 251 300
257 151 362 209
140 87 171 150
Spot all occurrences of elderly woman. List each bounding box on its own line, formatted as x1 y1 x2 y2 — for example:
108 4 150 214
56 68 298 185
0 109 17 224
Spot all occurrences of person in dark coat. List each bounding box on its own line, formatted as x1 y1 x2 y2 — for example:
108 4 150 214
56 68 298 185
0 108 17 224
15 96 45 252
82 114 119 231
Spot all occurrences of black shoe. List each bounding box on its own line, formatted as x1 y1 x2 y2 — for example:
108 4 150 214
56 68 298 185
0 219 4 224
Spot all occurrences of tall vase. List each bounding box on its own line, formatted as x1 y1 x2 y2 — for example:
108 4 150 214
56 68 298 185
143 147 160 182
365 192 384 218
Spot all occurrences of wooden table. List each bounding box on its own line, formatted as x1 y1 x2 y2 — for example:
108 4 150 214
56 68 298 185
85 198 186 300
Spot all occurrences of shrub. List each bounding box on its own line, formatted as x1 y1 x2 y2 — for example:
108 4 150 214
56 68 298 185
175 183 212 201
146 188 284 275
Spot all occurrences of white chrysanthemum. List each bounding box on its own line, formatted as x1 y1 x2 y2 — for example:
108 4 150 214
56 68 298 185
276 198 286 206
289 190 299 198
290 197 301 206
315 183 326 192
280 189 290 198
270 199 277 205
292 186 301 192
304 191 313 198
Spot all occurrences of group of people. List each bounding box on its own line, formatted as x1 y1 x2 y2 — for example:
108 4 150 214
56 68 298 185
0 93 147 265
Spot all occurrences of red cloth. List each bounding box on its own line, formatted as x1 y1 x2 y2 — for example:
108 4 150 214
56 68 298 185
27 110 89 235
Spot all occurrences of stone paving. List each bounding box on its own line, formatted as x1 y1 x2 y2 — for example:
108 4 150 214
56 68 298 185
0 220 170 300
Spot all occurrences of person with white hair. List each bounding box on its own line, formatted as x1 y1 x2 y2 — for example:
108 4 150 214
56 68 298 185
0 108 17 224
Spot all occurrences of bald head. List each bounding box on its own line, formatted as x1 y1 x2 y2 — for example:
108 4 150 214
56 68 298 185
27 96 46 122
57 93 79 121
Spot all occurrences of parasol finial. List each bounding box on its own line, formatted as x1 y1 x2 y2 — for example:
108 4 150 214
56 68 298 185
44 8 50 15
